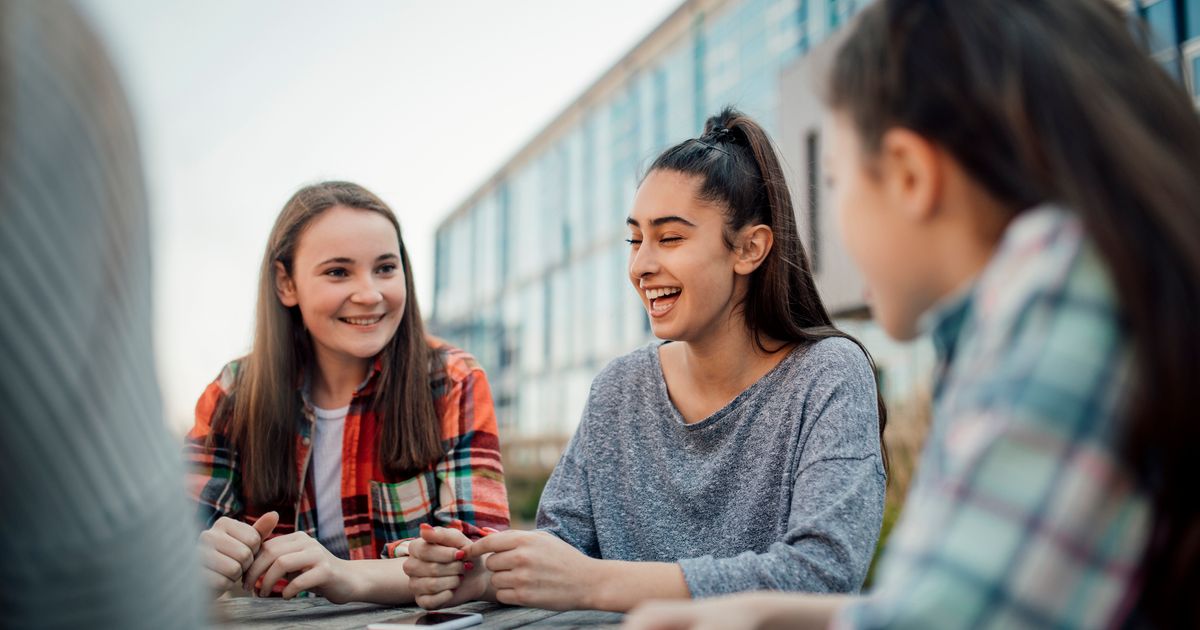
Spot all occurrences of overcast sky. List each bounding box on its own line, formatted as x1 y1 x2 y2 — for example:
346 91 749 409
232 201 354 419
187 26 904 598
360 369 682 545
78 0 682 433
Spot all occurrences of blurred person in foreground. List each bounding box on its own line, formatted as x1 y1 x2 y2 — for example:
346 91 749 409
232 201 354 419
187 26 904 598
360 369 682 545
625 0 1200 628
0 1 205 627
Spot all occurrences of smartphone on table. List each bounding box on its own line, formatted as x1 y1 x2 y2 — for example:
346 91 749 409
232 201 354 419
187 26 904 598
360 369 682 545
367 611 483 629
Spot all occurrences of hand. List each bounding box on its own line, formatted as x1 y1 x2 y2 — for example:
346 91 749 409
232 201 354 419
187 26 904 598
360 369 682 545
623 593 843 630
464 530 596 610
403 524 487 609
623 595 771 630
242 531 360 602
198 511 278 595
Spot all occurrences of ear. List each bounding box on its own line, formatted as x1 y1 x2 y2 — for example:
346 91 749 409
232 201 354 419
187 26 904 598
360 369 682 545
274 260 299 307
878 127 941 223
732 224 774 275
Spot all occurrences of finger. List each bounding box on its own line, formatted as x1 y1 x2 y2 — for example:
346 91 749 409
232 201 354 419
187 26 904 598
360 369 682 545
404 558 466 578
408 539 464 564
243 535 306 592
203 547 244 581
488 568 522 590
411 575 462 595
420 523 472 549
280 564 327 600
252 511 279 540
213 517 261 550
624 603 695 630
258 550 310 598
415 589 456 610
203 567 235 594
494 588 522 606
207 531 255 573
464 531 524 558
483 549 524 573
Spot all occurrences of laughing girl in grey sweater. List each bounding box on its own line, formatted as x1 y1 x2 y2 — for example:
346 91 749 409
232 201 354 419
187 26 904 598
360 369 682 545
403 108 887 613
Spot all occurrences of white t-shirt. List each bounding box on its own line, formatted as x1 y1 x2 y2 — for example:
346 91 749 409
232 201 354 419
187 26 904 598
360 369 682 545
312 405 350 559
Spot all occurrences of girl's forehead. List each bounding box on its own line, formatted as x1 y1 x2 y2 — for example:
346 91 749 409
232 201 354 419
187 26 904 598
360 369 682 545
631 171 724 226
295 207 399 260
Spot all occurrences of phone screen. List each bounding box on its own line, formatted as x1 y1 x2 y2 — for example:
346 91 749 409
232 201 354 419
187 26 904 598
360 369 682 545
368 611 481 629
411 613 473 625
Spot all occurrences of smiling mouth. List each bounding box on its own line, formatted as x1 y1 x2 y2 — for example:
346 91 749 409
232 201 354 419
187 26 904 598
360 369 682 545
339 315 384 326
645 287 682 315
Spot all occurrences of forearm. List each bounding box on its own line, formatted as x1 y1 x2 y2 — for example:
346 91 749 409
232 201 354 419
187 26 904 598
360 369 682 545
591 559 690 612
753 592 850 630
346 557 416 605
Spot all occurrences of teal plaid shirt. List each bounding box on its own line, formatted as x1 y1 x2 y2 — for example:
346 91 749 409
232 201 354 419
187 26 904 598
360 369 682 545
836 205 1151 629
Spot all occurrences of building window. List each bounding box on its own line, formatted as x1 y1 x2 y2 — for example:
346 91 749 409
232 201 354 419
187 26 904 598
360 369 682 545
805 131 821 273
1187 43 1200 105
1142 0 1178 51
829 0 857 29
798 0 810 53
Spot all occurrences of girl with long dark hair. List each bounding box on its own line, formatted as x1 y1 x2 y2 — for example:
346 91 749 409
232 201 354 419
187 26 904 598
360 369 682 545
403 109 889 613
626 0 1200 627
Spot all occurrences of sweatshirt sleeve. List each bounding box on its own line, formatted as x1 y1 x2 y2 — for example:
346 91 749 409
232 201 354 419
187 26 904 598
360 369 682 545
534 399 601 557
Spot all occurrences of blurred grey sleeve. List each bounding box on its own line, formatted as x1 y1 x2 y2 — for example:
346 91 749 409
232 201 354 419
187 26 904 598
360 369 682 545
0 2 206 628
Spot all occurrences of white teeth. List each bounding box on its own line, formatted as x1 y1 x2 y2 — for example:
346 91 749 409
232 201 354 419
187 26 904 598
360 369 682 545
343 315 382 326
645 287 681 300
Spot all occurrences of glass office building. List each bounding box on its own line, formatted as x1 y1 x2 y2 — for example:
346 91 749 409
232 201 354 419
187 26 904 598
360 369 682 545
432 0 1200 438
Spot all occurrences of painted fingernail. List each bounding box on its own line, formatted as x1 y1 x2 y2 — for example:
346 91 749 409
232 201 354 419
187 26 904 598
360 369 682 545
454 549 466 560
464 561 474 571
420 523 432 530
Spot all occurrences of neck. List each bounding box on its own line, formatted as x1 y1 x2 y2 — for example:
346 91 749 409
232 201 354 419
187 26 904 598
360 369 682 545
311 348 371 409
929 172 1015 303
676 308 788 396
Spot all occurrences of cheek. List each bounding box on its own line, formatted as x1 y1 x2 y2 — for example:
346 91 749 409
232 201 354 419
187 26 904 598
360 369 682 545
834 190 924 339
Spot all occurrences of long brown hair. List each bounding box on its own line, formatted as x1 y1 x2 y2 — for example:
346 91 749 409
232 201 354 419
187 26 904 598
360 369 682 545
827 1 1200 625
219 181 444 505
646 107 888 472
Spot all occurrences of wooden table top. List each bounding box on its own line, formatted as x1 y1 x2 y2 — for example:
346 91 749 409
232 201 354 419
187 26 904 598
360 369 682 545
214 597 624 629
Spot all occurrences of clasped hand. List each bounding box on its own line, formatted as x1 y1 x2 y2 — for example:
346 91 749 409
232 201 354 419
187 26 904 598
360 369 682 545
198 511 358 601
403 526 598 611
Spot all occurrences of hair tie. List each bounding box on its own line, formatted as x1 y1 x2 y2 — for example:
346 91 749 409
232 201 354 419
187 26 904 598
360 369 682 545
691 137 732 157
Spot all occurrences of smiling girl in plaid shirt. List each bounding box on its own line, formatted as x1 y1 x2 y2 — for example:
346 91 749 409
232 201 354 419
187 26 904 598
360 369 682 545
185 181 509 604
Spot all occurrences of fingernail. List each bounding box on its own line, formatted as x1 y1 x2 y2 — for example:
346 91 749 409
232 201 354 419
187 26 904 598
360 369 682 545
464 561 474 571
454 549 466 560
420 523 432 530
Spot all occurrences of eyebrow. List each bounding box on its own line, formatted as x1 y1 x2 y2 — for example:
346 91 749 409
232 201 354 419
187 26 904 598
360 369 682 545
316 253 400 266
625 215 697 228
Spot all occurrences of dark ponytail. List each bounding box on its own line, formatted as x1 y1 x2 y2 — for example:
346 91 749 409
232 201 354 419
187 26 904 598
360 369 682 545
827 1 1200 625
646 107 888 473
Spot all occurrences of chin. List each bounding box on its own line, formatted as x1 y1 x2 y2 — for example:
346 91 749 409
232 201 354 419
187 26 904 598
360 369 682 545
877 310 920 342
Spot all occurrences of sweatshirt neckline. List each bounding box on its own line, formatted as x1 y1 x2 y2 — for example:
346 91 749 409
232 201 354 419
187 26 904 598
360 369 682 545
647 340 805 432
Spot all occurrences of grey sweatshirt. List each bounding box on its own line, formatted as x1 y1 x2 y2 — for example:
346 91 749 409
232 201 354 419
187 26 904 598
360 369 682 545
535 337 886 598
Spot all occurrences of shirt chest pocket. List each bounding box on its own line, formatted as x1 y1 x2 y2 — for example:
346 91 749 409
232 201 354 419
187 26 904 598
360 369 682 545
368 472 440 543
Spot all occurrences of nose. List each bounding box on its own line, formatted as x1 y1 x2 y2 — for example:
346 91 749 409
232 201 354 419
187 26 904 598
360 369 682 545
628 240 659 281
350 277 383 305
